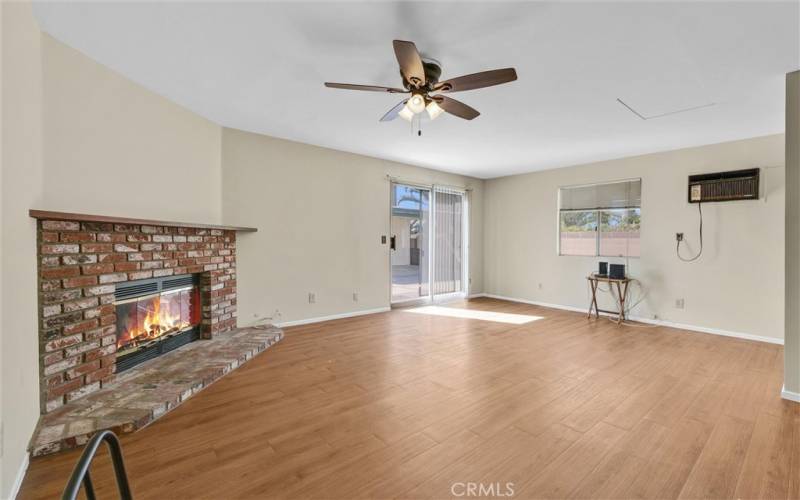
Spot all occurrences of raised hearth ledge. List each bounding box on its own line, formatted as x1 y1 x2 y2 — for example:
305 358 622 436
29 324 283 457
29 209 257 232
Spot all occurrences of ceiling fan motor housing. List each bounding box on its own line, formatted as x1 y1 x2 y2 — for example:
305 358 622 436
402 60 442 90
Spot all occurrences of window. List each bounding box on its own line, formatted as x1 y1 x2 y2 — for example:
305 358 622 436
558 179 641 257
559 210 597 256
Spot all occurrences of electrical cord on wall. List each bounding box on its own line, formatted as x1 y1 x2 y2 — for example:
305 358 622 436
610 279 659 328
677 202 703 262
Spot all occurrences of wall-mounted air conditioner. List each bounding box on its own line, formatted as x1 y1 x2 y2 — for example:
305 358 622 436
687 168 760 203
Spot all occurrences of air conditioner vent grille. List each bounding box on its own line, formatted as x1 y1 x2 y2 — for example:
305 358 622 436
688 168 759 203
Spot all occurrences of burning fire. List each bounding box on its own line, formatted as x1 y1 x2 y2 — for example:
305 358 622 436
117 289 196 350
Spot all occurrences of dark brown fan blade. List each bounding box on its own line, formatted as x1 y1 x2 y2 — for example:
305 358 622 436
325 82 408 93
434 68 517 93
434 96 480 120
380 100 408 122
392 40 426 88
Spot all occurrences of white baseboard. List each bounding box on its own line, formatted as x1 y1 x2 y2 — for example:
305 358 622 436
632 316 783 345
276 307 391 328
480 293 783 346
782 385 800 403
7 452 30 500
468 292 487 299
276 296 488 328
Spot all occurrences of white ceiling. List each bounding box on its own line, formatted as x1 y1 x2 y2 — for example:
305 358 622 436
33 1 799 179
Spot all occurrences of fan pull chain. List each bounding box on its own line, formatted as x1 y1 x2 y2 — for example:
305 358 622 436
411 114 422 137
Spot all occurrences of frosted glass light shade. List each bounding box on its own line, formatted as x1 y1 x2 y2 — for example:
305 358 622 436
426 100 444 120
398 105 414 122
407 94 426 114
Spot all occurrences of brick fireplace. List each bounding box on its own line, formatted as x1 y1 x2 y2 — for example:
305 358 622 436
34 212 245 414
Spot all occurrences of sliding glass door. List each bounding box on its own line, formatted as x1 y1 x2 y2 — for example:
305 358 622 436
391 184 431 303
390 182 467 305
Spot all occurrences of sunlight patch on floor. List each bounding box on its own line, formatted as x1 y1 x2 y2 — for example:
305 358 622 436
403 306 544 324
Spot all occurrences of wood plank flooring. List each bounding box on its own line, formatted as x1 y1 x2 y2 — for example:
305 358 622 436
18 298 799 499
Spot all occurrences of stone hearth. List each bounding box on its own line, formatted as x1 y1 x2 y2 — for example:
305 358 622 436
30 324 283 456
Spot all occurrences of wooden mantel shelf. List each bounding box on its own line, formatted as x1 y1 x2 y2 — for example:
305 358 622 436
29 209 257 232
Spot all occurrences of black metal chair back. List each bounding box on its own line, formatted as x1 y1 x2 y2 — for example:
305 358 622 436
62 430 133 500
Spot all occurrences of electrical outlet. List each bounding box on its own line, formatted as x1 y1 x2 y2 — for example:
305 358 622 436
675 298 685 309
308 292 316 304
353 292 359 302
676 232 684 242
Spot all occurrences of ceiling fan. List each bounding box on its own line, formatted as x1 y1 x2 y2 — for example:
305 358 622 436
325 40 517 123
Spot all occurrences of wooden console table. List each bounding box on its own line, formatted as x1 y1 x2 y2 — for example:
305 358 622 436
587 275 632 324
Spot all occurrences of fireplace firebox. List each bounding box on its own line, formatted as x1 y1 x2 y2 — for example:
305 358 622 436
115 274 201 372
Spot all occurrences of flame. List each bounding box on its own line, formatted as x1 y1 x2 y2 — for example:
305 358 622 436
143 297 181 338
117 290 195 350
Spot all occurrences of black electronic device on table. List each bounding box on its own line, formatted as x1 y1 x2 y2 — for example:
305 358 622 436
609 264 626 279
598 262 608 277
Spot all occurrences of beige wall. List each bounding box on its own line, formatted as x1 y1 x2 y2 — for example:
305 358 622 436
1 2 792 493
40 34 222 223
1 0 5 490
785 71 799 395
1 2 45 496
221 128 484 325
1 10 225 496
484 135 785 342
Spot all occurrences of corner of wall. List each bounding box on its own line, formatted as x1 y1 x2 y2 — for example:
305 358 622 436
785 70 800 395
2 0 46 496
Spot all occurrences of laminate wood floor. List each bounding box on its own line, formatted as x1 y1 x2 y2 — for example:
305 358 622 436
19 298 799 499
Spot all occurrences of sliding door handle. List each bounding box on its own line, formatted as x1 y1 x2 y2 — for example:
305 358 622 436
390 235 396 251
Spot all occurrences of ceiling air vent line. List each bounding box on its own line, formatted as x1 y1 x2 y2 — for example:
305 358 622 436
616 98 716 121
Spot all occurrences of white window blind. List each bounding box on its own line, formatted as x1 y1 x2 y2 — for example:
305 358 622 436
559 179 641 211
433 187 465 296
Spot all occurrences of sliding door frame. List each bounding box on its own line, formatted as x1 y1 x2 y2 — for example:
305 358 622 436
389 181 433 307
389 179 469 308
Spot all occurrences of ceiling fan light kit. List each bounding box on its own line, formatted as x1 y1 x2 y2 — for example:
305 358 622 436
324 40 517 128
